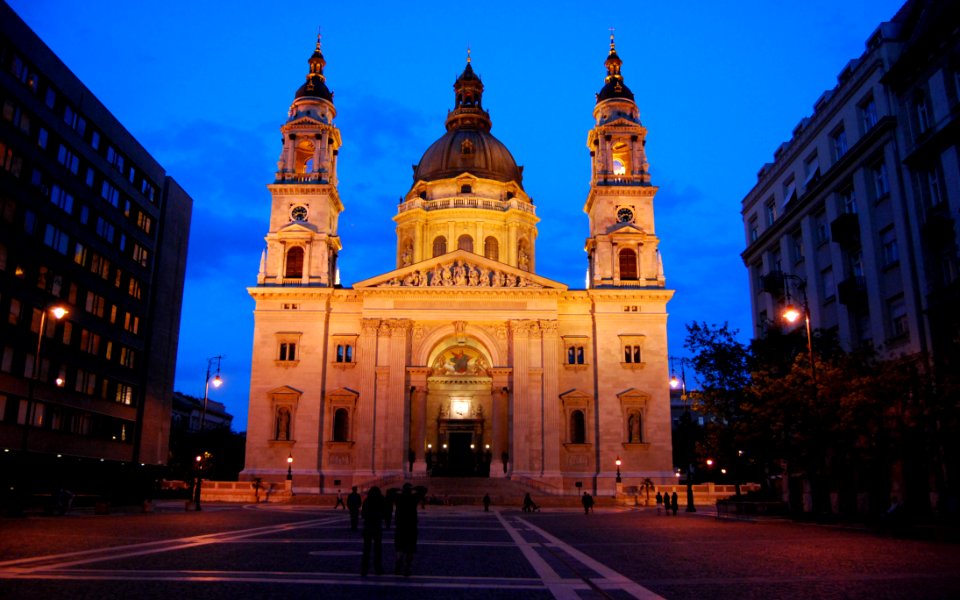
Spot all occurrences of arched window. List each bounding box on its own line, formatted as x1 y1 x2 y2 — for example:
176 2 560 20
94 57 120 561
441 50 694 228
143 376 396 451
458 234 473 253
333 408 349 442
484 236 499 261
285 247 304 278
432 236 447 257
570 410 585 444
619 248 638 280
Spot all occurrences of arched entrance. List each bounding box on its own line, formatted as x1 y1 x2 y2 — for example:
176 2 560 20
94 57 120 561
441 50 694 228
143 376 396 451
423 341 495 477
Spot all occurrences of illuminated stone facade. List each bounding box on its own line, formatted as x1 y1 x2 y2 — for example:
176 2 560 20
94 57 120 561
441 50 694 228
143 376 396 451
242 37 674 495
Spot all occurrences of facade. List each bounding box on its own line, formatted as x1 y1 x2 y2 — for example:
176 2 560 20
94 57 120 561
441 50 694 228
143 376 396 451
171 392 234 434
741 0 959 368
242 37 674 495
0 0 193 490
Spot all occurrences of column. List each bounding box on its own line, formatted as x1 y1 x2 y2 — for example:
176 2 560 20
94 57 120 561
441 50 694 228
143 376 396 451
539 320 561 483
355 318 380 478
491 368 511 478
509 320 533 476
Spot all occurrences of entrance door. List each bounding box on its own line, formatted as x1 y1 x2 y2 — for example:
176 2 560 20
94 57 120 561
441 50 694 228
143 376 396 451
448 431 474 476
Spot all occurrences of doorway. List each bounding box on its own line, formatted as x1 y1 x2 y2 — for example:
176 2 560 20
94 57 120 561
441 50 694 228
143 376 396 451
448 431 474 476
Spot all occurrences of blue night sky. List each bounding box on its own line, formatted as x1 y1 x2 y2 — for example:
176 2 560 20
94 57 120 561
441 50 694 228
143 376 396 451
11 0 906 431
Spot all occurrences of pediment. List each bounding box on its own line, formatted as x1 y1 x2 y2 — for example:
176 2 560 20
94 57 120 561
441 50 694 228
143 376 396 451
617 388 651 402
327 387 359 399
607 221 646 235
268 385 303 396
600 117 640 128
559 389 593 401
286 115 328 128
353 249 567 290
277 221 319 234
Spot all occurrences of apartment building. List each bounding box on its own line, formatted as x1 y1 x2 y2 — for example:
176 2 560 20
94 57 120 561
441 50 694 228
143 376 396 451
0 1 193 495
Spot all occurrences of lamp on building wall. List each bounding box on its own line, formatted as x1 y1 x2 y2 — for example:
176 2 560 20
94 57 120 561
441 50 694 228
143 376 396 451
615 456 622 483
200 355 224 432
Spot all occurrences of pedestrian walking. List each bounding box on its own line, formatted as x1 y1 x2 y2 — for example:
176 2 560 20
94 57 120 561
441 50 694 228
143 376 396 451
482 493 491 512
360 486 386 576
334 488 346 509
655 491 663 515
581 491 594 514
394 483 424 576
671 491 679 516
522 492 540 512
347 486 362 530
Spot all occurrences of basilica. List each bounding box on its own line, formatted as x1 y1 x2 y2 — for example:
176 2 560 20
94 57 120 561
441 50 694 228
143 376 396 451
241 35 674 495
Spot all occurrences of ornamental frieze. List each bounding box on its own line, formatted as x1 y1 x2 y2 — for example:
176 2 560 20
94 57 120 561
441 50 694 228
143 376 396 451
375 259 544 289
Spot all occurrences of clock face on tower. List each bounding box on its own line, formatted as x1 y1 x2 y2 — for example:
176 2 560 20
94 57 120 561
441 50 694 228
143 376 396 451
617 207 634 223
291 205 308 222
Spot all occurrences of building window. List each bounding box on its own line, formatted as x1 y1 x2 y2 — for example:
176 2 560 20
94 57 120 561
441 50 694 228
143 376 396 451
888 296 908 338
132 244 149 268
782 177 796 208
50 185 74 214
569 410 586 444
95 217 115 243
460 184 472 194
278 342 297 362
859 96 878 132
457 234 473 253
484 236 499 261
43 224 69 254
765 198 777 226
814 211 829 245
914 93 930 134
821 267 835 301
803 152 820 188
115 383 133 405
791 230 804 263
285 246 304 278
336 343 353 363
839 185 857 214
922 168 944 207
831 127 848 162
618 248 638 280
56 144 80 174
567 345 585 365
769 249 782 274
871 161 889 199
748 216 758 242
880 228 899 267
432 236 447 257
624 345 641 363
333 408 349 442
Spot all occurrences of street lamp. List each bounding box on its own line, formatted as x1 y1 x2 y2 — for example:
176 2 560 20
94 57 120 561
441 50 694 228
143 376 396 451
194 454 203 511
200 355 224 433
286 453 293 481
21 304 69 453
780 275 816 385
615 456 622 483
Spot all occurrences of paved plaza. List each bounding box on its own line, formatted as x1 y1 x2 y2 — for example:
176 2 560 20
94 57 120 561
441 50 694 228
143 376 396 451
1 503 959 599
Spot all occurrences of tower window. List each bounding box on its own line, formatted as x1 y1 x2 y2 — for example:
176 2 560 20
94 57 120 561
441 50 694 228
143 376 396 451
624 345 641 363
458 235 473 253
619 249 638 280
278 342 297 361
432 236 447 257
285 247 304 278
484 236 499 261
613 159 626 175
460 184 472 194
336 344 354 363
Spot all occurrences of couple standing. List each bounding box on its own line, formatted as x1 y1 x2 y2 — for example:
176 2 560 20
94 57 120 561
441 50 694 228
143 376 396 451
360 483 424 577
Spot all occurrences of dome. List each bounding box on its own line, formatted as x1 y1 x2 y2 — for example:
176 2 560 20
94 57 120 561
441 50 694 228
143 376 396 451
414 128 523 185
596 35 634 104
412 57 524 187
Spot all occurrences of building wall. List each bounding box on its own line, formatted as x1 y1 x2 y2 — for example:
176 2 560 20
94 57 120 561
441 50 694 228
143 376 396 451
741 0 959 365
0 2 192 472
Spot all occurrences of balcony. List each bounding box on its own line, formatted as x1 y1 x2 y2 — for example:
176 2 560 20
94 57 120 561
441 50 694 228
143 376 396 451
397 196 536 215
921 209 956 248
837 276 868 311
830 213 860 248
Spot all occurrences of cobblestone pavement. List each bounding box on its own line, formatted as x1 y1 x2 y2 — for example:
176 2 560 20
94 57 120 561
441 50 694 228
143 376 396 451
1 503 958 599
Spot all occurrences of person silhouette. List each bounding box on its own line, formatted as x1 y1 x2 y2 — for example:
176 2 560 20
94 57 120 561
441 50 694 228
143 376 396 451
360 486 385 576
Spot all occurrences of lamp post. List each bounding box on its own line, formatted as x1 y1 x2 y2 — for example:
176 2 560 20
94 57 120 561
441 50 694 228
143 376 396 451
193 454 203 511
781 276 816 385
286 453 293 481
615 456 622 483
669 356 698 513
200 355 224 433
21 305 69 454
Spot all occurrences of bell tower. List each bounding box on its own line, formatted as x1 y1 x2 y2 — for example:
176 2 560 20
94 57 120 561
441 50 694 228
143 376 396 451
584 35 664 288
259 35 343 287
